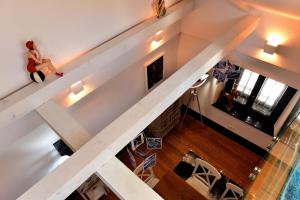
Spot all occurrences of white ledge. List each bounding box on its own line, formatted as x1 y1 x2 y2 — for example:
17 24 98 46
18 15 259 200
36 100 92 151
97 157 163 200
0 0 195 128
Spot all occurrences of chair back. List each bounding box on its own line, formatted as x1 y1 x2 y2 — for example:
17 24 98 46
220 182 244 200
192 158 221 191
133 161 154 183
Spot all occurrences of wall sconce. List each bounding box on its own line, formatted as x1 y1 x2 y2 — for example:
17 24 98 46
151 31 164 50
263 41 278 55
70 81 84 95
154 30 163 42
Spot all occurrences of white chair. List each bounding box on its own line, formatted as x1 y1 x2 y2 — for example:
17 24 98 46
77 175 107 200
220 182 244 200
131 133 145 152
133 161 159 188
186 158 221 199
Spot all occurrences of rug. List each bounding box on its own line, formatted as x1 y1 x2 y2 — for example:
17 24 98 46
173 150 243 199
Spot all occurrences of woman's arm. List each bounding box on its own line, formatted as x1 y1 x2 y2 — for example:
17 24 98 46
28 50 42 64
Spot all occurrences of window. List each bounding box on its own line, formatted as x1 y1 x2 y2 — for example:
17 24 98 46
235 69 259 104
215 65 297 135
252 78 287 116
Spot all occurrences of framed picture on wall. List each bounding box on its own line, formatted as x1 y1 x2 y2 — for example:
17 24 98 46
144 53 164 93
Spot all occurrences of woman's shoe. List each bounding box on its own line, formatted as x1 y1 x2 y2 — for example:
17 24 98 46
55 72 64 77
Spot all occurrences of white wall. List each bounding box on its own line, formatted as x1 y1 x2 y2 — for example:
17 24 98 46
178 33 299 149
0 124 60 200
0 25 179 200
178 33 273 149
236 8 300 76
0 0 179 99
0 112 43 154
0 1 181 198
274 92 300 135
229 51 300 90
229 51 300 135
52 22 181 108
68 36 180 135
177 0 300 149
181 0 247 41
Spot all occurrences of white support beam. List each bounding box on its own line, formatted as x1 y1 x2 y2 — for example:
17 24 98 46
97 157 163 200
0 0 195 128
18 15 259 200
37 101 159 200
36 100 91 151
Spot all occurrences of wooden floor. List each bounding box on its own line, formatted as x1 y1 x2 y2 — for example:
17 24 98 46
153 116 261 189
116 116 262 199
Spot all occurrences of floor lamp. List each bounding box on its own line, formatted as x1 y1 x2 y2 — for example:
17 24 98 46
182 74 209 125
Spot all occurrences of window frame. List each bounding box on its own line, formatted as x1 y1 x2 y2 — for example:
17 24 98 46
220 66 297 135
251 78 288 116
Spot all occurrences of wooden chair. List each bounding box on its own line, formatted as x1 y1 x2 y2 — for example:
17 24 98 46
220 182 244 200
77 175 107 200
133 161 159 188
186 158 221 199
131 133 145 152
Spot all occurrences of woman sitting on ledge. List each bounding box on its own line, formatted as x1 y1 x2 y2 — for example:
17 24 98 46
26 40 63 83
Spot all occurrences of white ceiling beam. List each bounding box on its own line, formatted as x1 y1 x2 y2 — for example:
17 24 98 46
37 101 161 200
97 157 163 200
36 100 91 151
18 15 259 200
0 0 195 129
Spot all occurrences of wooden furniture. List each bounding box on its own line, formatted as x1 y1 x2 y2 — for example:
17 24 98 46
220 183 244 200
77 175 107 200
186 158 222 199
117 117 260 199
133 161 159 188
154 170 207 200
148 99 181 138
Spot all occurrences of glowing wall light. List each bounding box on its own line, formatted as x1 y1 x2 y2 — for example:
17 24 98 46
263 41 278 55
151 30 164 50
70 81 84 95
266 33 285 47
65 80 90 107
259 33 285 62
64 83 94 107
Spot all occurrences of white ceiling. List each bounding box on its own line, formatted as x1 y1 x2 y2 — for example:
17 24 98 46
229 0 300 20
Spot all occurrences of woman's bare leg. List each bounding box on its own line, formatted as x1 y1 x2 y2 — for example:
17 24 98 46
36 61 63 75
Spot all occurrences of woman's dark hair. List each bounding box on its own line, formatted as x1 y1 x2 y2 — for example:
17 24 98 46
26 41 34 50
